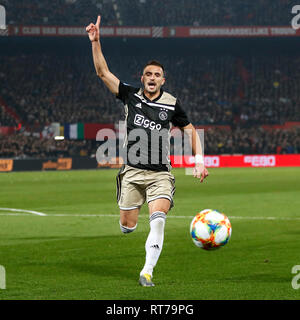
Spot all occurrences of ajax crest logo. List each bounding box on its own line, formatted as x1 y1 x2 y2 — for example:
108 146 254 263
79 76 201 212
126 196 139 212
159 111 168 121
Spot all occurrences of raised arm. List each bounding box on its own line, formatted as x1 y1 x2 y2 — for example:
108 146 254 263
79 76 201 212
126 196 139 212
86 16 120 94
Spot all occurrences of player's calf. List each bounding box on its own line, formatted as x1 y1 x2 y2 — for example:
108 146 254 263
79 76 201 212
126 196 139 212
119 208 139 233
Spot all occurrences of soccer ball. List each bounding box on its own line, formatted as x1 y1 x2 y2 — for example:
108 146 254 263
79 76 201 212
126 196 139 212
190 209 232 250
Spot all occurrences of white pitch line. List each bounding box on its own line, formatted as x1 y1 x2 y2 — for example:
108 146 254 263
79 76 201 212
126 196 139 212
0 213 29 216
0 208 47 216
0 210 299 221
44 214 300 221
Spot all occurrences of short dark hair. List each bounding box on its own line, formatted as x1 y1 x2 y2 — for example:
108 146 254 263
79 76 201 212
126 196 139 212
143 60 165 74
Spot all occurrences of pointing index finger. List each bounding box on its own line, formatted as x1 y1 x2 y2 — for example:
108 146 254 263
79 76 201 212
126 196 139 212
96 15 101 27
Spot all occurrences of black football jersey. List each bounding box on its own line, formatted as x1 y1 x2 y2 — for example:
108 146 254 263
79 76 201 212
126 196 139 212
117 82 190 171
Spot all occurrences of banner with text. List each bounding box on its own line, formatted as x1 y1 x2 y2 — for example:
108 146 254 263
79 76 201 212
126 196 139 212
170 154 300 168
7 25 300 38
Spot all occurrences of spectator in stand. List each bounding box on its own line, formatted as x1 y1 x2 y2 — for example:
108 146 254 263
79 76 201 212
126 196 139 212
0 106 17 126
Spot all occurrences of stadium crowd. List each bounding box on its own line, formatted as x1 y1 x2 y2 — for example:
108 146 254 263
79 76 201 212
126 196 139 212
1 0 118 26
0 132 93 158
119 0 293 27
1 126 299 158
0 54 121 126
1 0 293 27
203 126 300 155
1 52 300 126
1 12 300 159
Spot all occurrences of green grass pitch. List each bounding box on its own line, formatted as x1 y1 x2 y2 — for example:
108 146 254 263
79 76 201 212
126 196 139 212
0 167 300 300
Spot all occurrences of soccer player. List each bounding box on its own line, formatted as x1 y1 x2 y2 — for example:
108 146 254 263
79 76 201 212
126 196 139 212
86 16 209 287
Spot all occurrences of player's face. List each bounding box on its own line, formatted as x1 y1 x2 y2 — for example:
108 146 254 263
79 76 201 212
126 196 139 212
141 65 165 95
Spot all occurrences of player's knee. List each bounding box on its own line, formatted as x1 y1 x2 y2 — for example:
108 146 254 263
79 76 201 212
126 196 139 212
157 208 168 215
149 211 166 227
119 221 137 234
148 198 171 215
